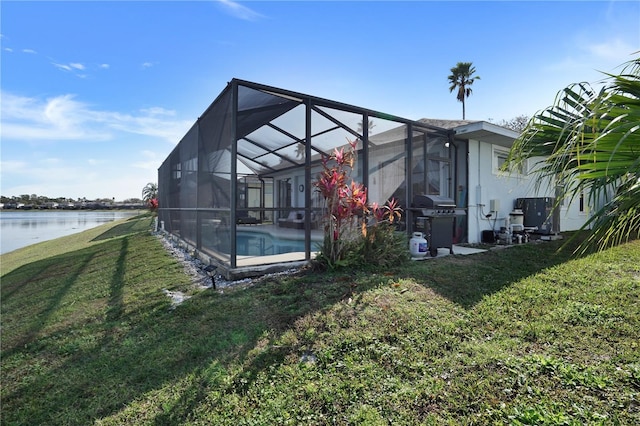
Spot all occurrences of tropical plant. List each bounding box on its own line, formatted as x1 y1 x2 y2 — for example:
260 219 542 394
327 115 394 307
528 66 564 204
448 62 480 120
505 56 640 253
142 182 157 203
313 139 408 270
357 118 376 136
314 140 367 268
142 182 158 212
356 199 409 268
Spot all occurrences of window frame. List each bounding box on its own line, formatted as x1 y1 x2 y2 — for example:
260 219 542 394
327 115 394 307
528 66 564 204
492 145 526 176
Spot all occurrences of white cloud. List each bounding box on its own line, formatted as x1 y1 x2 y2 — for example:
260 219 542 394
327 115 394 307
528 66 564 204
0 160 28 173
216 0 265 21
140 107 176 116
1 156 159 200
99 63 110 69
53 63 73 72
52 62 87 74
131 150 163 171
22 48 37 54
41 158 62 165
1 93 107 140
107 111 191 143
4 47 13 53
1 91 192 144
585 39 638 64
540 35 638 92
141 62 155 69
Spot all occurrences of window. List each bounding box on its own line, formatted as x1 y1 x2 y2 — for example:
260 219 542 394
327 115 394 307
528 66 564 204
493 145 525 175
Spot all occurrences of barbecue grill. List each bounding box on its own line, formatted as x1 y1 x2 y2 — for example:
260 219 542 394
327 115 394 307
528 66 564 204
410 195 466 257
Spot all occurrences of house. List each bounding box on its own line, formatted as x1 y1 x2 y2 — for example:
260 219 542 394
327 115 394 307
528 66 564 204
158 79 590 279
420 119 588 243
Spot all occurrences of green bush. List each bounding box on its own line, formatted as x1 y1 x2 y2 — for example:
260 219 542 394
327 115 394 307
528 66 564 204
355 222 410 269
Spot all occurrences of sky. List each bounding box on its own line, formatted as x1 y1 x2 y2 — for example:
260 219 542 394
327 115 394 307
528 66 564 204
1 1 639 201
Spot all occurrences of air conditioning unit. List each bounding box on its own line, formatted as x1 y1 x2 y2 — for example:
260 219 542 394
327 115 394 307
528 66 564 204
515 197 560 235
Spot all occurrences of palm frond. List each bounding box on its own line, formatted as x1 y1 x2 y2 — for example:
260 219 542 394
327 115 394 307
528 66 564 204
505 55 640 253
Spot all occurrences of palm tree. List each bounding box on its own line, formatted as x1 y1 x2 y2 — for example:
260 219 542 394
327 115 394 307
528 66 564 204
448 62 481 119
505 56 640 253
357 119 376 136
142 182 158 203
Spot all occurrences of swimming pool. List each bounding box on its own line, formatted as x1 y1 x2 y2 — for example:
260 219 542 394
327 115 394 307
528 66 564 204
235 231 309 256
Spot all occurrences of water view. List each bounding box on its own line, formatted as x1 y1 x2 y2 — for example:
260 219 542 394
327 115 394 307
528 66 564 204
0 211 142 255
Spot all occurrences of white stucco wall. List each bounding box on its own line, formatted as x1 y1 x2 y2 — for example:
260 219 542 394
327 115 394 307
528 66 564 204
466 138 589 243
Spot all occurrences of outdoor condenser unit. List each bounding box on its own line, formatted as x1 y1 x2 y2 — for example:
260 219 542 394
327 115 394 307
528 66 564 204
515 197 560 235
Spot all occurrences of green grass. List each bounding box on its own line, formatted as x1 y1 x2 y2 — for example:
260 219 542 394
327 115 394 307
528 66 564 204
1 222 639 425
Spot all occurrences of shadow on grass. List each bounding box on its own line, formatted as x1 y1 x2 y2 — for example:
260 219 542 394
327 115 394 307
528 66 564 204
402 233 589 309
105 238 128 322
0 227 373 425
91 214 153 241
1 225 591 424
1 252 97 351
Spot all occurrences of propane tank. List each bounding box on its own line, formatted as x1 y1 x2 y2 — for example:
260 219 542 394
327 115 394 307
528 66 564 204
409 232 428 258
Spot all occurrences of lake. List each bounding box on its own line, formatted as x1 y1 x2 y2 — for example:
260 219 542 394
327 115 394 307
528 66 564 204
0 210 143 255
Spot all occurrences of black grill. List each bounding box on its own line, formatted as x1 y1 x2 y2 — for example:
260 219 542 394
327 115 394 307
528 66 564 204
411 194 465 217
410 195 466 257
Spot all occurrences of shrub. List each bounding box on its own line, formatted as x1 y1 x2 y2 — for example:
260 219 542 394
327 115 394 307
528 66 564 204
313 139 409 270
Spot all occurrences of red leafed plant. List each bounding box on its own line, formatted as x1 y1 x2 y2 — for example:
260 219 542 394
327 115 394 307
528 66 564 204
314 139 408 269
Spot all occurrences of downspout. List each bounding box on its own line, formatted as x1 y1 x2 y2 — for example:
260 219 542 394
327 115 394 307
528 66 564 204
477 139 482 242
447 130 460 242
447 130 457 203
465 138 470 243
406 123 413 235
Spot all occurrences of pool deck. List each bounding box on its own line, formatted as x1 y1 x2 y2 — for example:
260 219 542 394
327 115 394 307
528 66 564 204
234 224 487 267
169 223 487 280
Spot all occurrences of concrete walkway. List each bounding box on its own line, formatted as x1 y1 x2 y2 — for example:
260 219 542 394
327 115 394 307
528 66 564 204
412 244 487 261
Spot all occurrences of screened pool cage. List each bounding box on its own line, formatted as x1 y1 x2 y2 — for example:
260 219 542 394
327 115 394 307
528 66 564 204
158 79 466 279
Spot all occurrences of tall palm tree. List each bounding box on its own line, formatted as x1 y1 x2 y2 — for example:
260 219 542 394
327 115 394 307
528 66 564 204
142 182 158 203
505 56 640 253
448 62 481 119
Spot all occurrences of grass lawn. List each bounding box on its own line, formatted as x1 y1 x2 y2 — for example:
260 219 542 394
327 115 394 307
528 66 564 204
1 216 638 425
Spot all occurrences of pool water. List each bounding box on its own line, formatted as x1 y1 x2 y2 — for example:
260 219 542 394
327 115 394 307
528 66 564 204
236 231 307 256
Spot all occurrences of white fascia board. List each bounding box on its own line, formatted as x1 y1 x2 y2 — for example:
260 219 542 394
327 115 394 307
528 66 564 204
453 121 519 148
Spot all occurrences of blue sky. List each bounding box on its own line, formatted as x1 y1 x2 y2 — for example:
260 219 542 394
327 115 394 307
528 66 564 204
1 1 638 201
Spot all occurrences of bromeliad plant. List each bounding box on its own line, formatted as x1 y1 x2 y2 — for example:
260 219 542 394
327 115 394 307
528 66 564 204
314 139 365 267
314 139 408 270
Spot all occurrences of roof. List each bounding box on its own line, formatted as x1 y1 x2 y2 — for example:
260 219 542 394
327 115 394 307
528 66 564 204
453 121 520 147
418 118 479 129
419 118 519 147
